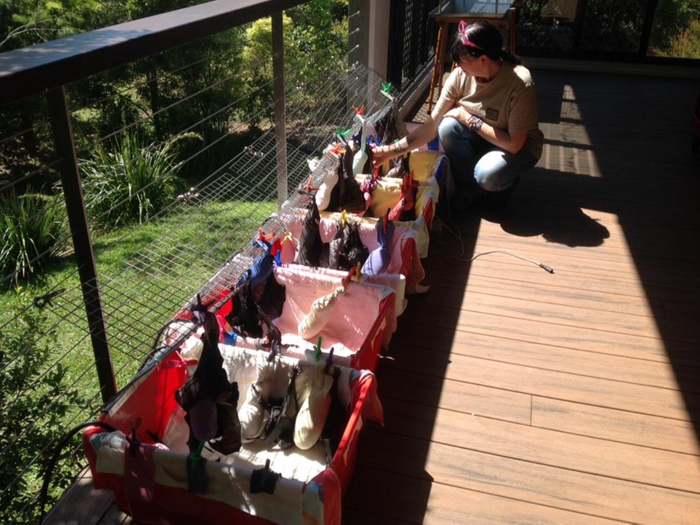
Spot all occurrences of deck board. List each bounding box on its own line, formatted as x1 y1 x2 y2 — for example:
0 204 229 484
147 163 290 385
344 68 700 524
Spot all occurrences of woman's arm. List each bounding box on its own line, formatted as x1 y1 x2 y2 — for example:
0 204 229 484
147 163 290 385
444 107 527 155
372 117 441 165
373 70 461 166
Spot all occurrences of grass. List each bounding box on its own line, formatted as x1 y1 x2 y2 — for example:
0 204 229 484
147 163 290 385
0 198 278 398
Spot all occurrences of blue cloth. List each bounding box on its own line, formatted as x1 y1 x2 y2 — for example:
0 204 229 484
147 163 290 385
362 221 394 276
223 331 238 346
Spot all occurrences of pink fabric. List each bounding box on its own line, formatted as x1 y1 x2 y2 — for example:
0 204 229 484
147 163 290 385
273 265 388 356
124 441 157 502
283 217 425 288
279 265 399 339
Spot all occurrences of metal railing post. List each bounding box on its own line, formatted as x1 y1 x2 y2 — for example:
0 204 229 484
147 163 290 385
272 11 288 210
46 86 117 404
639 0 660 58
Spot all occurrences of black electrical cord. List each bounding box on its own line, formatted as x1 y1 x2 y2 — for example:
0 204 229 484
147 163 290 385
39 421 118 525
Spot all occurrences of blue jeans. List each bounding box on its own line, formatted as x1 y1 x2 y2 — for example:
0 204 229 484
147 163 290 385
438 117 538 196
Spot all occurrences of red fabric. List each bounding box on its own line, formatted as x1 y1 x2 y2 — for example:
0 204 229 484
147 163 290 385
310 468 342 525
82 324 377 524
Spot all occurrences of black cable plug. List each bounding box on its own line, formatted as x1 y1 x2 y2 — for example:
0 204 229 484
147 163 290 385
539 263 555 274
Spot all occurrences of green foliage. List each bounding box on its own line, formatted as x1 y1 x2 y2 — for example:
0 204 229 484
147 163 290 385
0 192 63 284
652 19 700 58
80 134 186 228
650 0 700 57
0 0 115 51
0 290 83 523
237 1 348 126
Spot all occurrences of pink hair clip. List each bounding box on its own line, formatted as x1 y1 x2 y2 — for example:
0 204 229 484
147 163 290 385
457 20 480 49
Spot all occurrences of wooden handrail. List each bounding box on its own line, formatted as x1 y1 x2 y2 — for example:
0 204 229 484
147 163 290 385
0 0 306 106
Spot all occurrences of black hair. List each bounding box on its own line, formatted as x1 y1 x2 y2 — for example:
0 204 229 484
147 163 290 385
449 20 522 65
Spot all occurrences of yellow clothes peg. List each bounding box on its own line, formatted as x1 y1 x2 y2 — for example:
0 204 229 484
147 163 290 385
341 209 347 228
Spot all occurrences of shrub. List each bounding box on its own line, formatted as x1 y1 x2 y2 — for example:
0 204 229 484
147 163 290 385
0 192 63 284
651 19 700 58
0 291 84 523
80 134 185 229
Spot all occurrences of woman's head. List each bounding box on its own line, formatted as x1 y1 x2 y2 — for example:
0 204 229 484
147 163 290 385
449 20 521 67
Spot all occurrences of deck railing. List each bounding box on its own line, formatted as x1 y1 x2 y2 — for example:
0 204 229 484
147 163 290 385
0 1 400 520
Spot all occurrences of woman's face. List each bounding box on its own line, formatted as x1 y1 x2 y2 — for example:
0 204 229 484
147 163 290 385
456 53 486 76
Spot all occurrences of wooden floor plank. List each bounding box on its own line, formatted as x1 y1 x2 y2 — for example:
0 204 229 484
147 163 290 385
412 283 684 342
381 346 700 421
391 324 699 393
400 301 700 367
531 397 700 456
379 387 700 492
449 236 700 290
356 429 700 525
425 270 664 318
376 364 532 425
44 468 116 525
343 467 623 525
424 253 700 306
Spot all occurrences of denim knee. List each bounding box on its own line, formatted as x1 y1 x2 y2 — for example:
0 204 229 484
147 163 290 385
474 151 508 191
437 117 462 148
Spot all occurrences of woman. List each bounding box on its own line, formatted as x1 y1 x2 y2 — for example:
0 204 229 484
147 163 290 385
373 20 543 208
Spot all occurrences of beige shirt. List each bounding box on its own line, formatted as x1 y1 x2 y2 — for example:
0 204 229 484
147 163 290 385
433 63 544 159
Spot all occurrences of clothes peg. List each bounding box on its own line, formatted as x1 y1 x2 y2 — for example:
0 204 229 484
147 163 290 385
380 82 395 101
352 105 365 117
303 175 319 192
127 426 140 457
189 439 205 471
267 339 279 362
382 211 388 235
324 347 335 375
336 127 352 140
341 209 347 228
281 231 293 244
257 228 275 244
250 459 279 495
186 439 208 494
192 294 215 323
354 262 362 280
314 336 323 362
330 142 346 156
342 266 356 287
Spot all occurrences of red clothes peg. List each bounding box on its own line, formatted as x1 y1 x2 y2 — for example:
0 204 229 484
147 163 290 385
257 228 275 243
342 266 357 287
303 175 320 192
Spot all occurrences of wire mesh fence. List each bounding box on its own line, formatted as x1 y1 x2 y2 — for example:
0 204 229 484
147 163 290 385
0 3 398 520
516 0 699 59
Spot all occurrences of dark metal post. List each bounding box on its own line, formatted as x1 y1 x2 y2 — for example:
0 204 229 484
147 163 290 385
272 11 288 209
639 0 660 57
572 0 588 56
387 0 407 90
46 86 117 403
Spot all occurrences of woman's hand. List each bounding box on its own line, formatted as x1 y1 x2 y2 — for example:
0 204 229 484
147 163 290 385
371 143 406 167
444 106 471 127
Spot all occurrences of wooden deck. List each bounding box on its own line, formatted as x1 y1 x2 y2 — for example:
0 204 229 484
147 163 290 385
47 69 700 524
342 69 700 524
